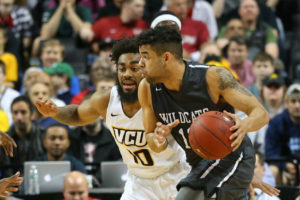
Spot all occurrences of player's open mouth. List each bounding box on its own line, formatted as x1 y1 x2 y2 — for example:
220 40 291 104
122 81 136 89
123 84 136 89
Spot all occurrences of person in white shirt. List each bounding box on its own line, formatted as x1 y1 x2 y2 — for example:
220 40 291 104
251 151 280 200
0 60 19 125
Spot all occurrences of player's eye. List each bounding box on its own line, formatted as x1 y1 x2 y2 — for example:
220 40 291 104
131 67 139 72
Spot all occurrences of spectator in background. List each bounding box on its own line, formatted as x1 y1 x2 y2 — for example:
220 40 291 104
44 62 74 104
0 60 19 125
69 92 121 183
91 0 148 45
0 0 34 59
36 124 86 173
63 171 101 200
247 73 285 155
226 35 255 88
38 39 80 96
265 83 300 185
188 0 218 40
78 0 105 21
21 68 66 107
0 28 18 88
0 96 45 177
98 39 115 61
212 0 280 28
39 39 64 68
164 0 209 61
217 0 278 59
216 18 245 50
249 52 275 99
261 73 285 118
0 110 9 133
71 71 115 105
97 0 122 20
36 72 66 107
238 0 278 59
28 81 59 129
21 67 43 94
249 151 279 200
40 0 93 41
198 41 239 81
94 76 116 94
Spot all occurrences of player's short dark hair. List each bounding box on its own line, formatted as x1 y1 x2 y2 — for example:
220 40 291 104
253 52 274 66
11 96 34 114
0 60 5 75
110 37 139 64
137 26 182 60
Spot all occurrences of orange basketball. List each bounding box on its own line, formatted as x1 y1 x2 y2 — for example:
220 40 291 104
189 111 235 160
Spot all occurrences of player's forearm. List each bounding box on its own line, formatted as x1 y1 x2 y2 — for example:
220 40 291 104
146 133 168 153
53 104 85 126
245 106 269 132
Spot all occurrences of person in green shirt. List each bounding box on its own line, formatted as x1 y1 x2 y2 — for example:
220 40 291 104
216 0 278 60
40 0 93 41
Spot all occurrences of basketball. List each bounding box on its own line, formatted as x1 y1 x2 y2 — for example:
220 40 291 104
189 111 235 160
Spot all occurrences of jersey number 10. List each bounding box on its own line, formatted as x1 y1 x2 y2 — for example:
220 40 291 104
128 149 154 166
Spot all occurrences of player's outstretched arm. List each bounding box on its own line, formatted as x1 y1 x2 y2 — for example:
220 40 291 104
206 67 269 151
138 79 168 152
35 91 110 126
0 172 23 197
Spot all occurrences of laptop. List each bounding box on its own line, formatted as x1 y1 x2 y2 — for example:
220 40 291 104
101 161 128 188
24 161 71 194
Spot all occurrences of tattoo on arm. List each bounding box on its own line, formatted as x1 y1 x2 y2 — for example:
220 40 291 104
56 105 81 125
216 68 253 96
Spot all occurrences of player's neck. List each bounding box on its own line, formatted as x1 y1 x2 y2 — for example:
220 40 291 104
122 100 140 118
163 60 185 91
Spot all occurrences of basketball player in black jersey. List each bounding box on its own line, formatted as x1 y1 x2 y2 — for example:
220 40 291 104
137 26 280 199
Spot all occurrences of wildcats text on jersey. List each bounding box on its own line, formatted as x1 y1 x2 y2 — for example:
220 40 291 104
158 108 209 124
112 126 147 147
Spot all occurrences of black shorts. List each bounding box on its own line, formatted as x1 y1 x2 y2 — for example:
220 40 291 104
177 136 255 200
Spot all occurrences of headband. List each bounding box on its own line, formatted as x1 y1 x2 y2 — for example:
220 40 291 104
150 14 181 30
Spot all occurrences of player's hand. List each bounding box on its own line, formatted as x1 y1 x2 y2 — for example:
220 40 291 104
250 172 280 197
224 111 248 151
35 98 58 117
0 172 23 197
0 131 17 157
153 120 179 147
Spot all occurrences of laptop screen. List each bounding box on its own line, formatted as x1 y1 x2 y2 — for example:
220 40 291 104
101 161 128 188
24 161 71 194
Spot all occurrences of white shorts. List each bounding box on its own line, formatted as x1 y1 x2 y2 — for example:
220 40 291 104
121 161 191 200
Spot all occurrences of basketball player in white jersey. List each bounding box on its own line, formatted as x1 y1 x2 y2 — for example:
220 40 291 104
35 37 190 200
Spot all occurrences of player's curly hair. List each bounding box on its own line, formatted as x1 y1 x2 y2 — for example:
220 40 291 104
137 26 182 60
110 37 139 64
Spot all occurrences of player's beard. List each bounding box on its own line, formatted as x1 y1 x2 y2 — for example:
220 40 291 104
116 77 138 104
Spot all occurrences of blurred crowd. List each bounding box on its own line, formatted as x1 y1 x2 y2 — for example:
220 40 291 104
0 0 299 197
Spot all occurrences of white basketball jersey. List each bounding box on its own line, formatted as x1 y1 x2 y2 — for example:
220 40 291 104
106 86 187 178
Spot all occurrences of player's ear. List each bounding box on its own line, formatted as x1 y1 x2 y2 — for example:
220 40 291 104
163 52 171 63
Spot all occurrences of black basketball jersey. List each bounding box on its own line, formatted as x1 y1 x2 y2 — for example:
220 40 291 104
150 61 234 167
